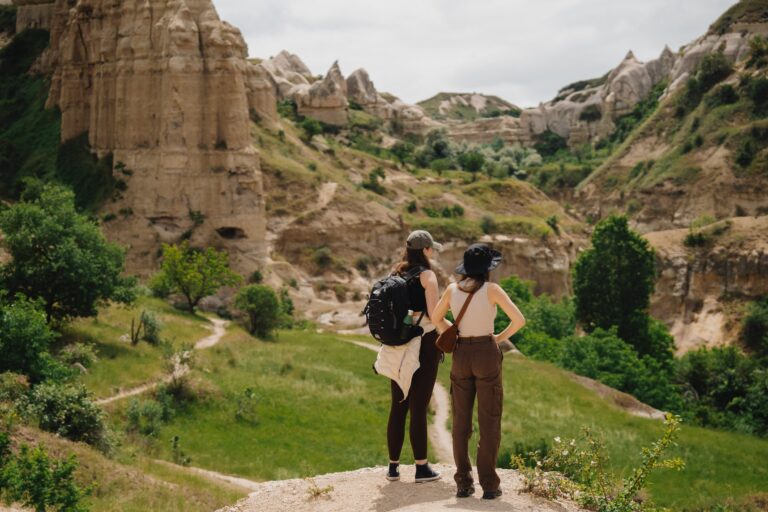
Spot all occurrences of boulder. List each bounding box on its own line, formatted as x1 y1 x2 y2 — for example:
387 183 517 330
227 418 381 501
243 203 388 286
295 60 348 126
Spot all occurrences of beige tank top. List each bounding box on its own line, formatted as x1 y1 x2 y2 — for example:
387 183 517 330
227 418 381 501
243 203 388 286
449 282 496 337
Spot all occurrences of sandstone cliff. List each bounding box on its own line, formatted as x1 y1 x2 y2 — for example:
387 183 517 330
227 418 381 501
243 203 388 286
645 217 768 353
42 0 267 275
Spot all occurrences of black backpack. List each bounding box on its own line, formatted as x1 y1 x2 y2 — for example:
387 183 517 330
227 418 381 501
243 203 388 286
362 266 425 346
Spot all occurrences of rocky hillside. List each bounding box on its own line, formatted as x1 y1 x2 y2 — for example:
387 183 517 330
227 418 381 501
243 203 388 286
417 92 522 121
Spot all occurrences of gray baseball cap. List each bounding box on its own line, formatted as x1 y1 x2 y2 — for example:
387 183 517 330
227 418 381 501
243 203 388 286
406 230 443 251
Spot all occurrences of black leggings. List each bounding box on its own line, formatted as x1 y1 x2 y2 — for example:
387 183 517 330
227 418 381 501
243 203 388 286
387 329 441 461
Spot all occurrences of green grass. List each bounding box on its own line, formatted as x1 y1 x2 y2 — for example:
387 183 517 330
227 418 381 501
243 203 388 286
65 296 213 398
106 327 412 481
437 354 768 510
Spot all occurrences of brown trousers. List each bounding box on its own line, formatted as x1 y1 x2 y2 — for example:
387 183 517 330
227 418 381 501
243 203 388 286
450 337 503 491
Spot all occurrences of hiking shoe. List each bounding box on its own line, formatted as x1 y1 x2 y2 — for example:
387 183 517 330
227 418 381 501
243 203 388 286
386 462 400 481
414 462 440 482
482 488 503 500
456 486 475 498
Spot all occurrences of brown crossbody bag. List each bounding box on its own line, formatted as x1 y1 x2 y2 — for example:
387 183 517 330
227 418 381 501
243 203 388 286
435 289 477 354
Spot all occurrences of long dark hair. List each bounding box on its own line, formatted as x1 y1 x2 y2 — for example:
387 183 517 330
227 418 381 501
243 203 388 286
458 272 489 293
393 247 431 275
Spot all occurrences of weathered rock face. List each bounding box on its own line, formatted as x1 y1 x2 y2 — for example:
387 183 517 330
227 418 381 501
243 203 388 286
13 0 55 32
245 62 278 123
645 217 768 354
260 49 313 100
345 68 393 120
295 60 348 126
445 116 531 146
44 0 266 275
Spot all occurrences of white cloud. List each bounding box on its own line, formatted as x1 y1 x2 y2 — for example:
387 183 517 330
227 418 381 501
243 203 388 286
215 0 736 107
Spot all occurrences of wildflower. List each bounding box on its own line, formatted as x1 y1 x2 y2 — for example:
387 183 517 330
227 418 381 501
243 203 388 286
561 450 569 456
554 436 561 443
570 439 576 446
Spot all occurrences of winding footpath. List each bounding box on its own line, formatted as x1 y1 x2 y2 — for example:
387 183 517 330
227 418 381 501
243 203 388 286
96 317 229 406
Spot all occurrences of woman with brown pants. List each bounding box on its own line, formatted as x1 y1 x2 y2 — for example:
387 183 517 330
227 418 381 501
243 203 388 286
433 243 526 500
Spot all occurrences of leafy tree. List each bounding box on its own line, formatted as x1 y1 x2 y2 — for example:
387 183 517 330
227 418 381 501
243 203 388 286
0 182 135 323
152 241 242 312
0 293 63 382
391 141 415 164
572 215 658 357
458 150 485 176
234 284 281 338
533 130 567 158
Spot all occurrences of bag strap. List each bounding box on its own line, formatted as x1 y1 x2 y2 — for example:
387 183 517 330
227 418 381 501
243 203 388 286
453 287 477 329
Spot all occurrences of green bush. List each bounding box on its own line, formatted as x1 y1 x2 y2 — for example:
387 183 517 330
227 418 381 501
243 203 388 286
747 76 768 116
578 104 602 122
126 397 170 437
742 296 768 356
0 372 29 404
0 294 63 383
458 150 485 174
0 440 91 512
22 383 111 452
57 343 98 368
140 310 162 345
299 117 322 142
234 284 281 338
706 83 739 107
677 52 732 115
533 130 568 158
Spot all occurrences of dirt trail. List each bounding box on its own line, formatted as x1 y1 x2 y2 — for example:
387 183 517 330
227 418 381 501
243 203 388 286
153 459 262 491
95 317 229 406
345 339 453 464
216 463 585 512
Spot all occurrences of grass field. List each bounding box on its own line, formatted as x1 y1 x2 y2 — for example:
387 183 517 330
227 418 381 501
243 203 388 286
65 296 213 398
436 352 768 511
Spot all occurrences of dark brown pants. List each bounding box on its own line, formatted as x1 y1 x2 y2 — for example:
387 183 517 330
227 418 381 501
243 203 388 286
450 337 503 492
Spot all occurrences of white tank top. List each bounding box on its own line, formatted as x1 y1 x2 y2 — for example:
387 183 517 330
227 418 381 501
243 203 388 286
449 282 496 337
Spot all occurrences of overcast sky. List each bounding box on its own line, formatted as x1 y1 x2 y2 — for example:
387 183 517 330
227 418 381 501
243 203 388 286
215 0 737 108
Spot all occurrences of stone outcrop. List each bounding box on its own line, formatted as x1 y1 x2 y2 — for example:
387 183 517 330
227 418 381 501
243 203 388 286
294 60 348 126
260 50 313 100
645 217 768 353
44 0 266 275
345 68 393 120
245 61 278 123
12 0 55 32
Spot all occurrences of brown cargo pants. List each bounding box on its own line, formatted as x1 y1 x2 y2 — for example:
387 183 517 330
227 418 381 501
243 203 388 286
450 336 503 492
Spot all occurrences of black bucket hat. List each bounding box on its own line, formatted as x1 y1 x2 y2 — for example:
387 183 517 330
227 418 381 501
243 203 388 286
455 243 502 275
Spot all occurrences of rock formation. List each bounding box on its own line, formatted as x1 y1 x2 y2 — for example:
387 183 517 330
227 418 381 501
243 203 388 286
12 0 55 32
294 60 348 125
345 68 393 119
260 49 313 100
245 61 278 123
43 0 266 275
645 217 768 353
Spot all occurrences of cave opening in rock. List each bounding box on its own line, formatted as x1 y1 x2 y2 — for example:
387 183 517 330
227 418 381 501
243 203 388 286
216 227 246 239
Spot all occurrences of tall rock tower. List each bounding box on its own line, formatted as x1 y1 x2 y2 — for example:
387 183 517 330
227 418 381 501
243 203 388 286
44 0 266 275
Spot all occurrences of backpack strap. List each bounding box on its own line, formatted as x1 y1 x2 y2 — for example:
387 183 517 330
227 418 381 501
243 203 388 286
453 287 477 331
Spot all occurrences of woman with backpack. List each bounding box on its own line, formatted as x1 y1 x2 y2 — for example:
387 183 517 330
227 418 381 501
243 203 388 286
382 230 443 483
432 243 526 500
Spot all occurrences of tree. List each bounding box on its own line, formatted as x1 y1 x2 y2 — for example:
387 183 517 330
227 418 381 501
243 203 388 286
572 215 657 356
234 284 281 338
152 241 242 312
458 150 485 176
0 182 136 324
0 293 62 382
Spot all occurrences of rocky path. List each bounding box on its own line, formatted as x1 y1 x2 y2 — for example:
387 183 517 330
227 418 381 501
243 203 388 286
345 339 453 463
216 463 586 512
95 317 229 406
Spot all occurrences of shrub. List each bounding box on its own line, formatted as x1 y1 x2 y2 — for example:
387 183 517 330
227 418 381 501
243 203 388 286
249 270 264 284
742 296 768 356
458 150 485 175
234 284 281 338
677 52 732 115
126 398 167 437
234 387 259 425
480 216 497 234
578 104 602 122
0 441 91 512
428 157 453 173
22 383 111 452
498 438 550 469
57 343 98 368
406 200 417 213
706 83 739 107
361 170 385 195
534 130 568 158
0 372 29 404
140 310 161 345
299 117 322 142
747 77 768 116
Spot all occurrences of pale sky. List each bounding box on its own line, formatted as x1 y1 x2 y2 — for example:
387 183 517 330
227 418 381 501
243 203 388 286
215 0 737 108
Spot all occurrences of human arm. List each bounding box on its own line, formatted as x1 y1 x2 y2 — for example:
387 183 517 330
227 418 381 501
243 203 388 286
420 270 439 324
431 284 453 334
488 283 526 343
